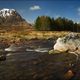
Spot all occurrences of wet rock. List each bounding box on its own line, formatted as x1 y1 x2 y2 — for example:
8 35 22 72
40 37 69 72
5 44 26 52
64 70 74 80
54 38 68 52
33 74 38 79
54 33 80 53
49 49 64 54
0 55 6 61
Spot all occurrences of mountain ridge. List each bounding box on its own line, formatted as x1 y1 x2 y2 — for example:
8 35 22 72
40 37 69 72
0 8 33 31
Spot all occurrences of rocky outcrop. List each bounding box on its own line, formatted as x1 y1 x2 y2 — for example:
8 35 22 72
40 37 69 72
54 33 80 53
0 8 32 30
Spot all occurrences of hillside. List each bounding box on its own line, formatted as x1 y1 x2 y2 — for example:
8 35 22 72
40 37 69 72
0 8 33 31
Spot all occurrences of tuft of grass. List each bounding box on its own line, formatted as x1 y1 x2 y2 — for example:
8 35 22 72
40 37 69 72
49 49 66 54
0 31 79 43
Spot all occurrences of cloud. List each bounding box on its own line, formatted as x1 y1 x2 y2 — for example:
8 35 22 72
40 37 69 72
78 7 80 15
30 5 41 11
55 15 61 18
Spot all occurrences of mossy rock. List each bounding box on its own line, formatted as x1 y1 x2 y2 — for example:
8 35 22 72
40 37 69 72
49 49 66 54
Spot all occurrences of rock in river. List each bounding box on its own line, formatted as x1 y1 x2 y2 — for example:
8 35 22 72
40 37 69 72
5 44 26 52
54 33 80 53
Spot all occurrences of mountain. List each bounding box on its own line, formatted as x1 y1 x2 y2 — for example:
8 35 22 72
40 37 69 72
0 8 33 30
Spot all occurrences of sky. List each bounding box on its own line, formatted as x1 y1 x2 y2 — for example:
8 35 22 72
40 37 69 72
0 0 80 23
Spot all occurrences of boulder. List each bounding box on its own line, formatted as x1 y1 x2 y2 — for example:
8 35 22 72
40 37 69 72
5 44 26 52
54 33 80 53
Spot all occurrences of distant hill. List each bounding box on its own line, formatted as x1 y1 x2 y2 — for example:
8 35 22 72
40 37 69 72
0 8 33 31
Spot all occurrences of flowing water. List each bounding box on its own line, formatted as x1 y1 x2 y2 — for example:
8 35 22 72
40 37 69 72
0 39 79 80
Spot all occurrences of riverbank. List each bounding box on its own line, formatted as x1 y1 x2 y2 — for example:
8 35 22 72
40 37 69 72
0 31 71 42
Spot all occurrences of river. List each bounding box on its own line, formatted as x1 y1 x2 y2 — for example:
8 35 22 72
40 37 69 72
0 39 79 80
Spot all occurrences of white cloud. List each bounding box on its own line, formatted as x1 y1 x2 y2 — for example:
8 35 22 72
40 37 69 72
30 5 41 11
78 7 80 15
55 15 61 18
78 8 80 11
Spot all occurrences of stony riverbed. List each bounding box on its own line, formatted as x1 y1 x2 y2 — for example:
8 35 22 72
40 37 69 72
0 39 80 80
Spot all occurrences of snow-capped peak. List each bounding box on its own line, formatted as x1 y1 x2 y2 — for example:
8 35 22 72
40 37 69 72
0 8 16 18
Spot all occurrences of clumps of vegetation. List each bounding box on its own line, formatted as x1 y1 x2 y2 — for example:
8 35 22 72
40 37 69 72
0 30 80 44
49 50 61 54
34 16 80 32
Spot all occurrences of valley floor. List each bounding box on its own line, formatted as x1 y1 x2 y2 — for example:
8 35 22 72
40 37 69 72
0 31 74 43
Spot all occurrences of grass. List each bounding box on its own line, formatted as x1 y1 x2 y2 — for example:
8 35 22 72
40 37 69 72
0 30 79 44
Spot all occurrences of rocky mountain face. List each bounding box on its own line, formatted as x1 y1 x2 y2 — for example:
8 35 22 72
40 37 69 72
0 8 32 30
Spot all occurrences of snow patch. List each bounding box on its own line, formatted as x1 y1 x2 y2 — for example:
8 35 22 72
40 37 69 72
0 8 16 18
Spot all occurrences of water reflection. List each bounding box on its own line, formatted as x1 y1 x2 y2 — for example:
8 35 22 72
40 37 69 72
26 48 49 53
0 50 78 80
0 43 79 80
5 44 26 52
4 44 50 53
